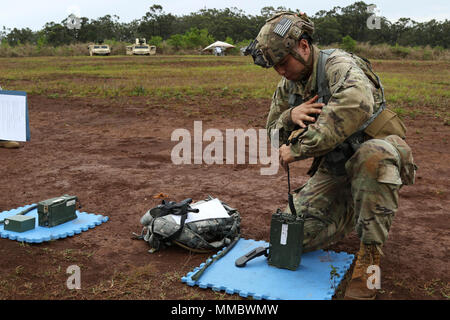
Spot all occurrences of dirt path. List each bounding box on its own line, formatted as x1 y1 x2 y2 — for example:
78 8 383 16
0 94 448 300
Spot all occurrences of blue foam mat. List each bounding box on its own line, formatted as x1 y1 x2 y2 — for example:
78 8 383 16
0 204 109 243
182 238 354 300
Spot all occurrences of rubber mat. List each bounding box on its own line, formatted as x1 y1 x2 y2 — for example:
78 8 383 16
0 204 109 243
182 238 354 300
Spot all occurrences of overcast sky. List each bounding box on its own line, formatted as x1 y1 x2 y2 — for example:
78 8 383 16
1 0 448 31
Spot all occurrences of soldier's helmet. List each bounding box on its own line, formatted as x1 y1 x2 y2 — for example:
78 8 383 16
245 11 314 68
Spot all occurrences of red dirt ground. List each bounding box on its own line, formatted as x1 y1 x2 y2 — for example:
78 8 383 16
0 93 448 300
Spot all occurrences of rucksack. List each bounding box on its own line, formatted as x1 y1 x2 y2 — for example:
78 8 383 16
135 196 241 253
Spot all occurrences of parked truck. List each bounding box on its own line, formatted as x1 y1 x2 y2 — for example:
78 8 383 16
88 43 111 56
126 38 156 56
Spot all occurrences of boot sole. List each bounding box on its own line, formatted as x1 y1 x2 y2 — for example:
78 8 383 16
343 294 376 300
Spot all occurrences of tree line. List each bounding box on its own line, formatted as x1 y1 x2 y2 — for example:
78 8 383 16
1 2 448 49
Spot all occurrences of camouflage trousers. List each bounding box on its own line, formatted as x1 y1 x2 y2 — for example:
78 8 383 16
285 135 414 253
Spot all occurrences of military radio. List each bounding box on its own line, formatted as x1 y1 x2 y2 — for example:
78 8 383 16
38 195 79 227
235 211 304 271
236 164 305 271
2 214 36 233
267 210 304 270
0 195 80 232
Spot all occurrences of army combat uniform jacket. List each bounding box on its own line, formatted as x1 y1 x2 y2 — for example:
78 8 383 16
266 46 417 250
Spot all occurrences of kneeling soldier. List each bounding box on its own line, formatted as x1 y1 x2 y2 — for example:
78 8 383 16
247 11 417 300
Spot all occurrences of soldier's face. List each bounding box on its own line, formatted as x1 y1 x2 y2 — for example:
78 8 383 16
273 40 311 81
274 54 305 81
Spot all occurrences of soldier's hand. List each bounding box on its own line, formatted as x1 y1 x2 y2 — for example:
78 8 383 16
290 95 324 128
279 144 295 171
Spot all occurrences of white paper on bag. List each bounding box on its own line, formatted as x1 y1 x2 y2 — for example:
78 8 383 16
170 198 230 225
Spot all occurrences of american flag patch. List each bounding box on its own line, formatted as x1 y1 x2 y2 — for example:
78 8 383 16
273 17 293 37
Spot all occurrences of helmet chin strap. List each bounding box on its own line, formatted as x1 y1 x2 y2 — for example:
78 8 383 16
289 43 314 81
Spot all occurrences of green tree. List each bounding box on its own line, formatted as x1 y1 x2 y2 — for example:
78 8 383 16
182 27 214 49
148 35 163 46
341 35 356 52
5 27 37 46
314 16 342 44
41 22 72 46
2 2 449 50
224 36 234 45
167 34 184 49
138 4 176 39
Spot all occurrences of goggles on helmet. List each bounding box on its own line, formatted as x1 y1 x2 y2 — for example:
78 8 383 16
244 39 274 68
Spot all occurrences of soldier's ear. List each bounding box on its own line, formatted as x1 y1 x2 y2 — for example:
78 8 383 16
299 39 309 50
296 39 311 56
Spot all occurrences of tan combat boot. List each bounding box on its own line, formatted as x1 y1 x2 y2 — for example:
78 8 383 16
344 242 382 300
0 140 20 149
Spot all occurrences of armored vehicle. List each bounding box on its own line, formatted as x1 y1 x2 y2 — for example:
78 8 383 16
126 38 156 56
88 43 111 56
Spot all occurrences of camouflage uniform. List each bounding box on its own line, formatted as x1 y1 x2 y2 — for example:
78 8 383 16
266 46 416 252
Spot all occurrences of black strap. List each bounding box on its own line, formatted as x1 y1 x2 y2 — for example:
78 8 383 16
149 198 198 243
288 94 303 108
317 49 336 104
287 164 298 217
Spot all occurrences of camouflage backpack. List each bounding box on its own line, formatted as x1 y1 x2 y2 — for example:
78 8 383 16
136 196 241 253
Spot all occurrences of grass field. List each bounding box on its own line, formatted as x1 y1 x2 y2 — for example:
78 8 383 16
0 55 448 118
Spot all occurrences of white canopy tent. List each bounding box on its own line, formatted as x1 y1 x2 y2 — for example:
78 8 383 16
202 41 235 52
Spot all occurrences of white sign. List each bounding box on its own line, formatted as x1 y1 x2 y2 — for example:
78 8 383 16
0 91 29 142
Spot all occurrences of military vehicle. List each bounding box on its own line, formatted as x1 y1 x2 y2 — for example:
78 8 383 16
88 43 111 56
126 38 156 56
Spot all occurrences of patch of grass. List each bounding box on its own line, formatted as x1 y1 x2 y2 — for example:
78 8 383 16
15 265 24 275
393 277 415 293
0 56 279 100
41 247 54 254
421 279 450 299
48 93 59 99
130 85 147 96
89 264 160 299
408 109 420 119
392 107 408 118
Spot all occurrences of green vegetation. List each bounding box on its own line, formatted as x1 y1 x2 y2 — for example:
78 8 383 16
1 40 449 60
1 2 449 58
0 55 448 118
340 35 357 52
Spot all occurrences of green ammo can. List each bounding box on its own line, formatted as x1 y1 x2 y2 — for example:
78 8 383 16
268 211 304 271
3 215 36 233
